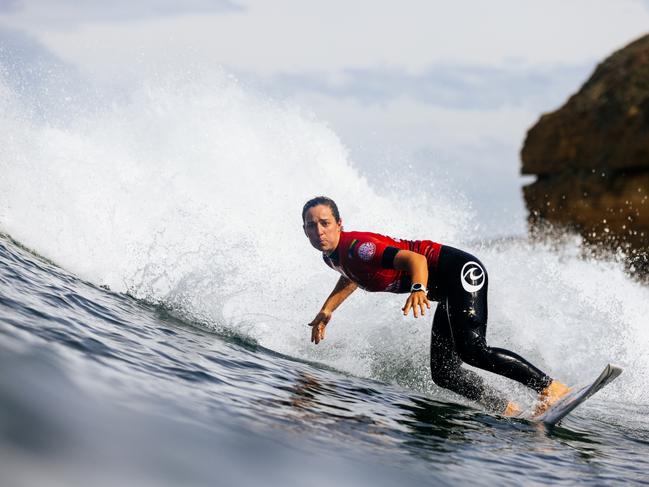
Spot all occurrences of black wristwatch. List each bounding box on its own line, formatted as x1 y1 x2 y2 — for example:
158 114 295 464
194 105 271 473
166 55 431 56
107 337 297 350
410 283 427 293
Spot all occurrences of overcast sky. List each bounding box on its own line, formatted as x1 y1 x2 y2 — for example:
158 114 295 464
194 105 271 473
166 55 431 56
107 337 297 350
2 0 649 236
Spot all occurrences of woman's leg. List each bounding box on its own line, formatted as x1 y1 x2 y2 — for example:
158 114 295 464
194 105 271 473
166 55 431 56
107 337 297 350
436 245 553 393
430 299 509 412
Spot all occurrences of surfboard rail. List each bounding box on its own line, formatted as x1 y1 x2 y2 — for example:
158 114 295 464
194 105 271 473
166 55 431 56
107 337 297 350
533 364 623 426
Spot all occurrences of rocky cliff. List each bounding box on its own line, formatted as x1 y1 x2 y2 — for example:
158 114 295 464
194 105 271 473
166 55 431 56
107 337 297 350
521 34 649 265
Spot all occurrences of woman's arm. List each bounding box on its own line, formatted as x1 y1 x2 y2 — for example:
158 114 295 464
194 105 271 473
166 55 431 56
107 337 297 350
308 275 358 344
393 250 430 318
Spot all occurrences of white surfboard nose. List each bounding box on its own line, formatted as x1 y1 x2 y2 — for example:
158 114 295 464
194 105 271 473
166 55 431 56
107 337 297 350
534 363 623 426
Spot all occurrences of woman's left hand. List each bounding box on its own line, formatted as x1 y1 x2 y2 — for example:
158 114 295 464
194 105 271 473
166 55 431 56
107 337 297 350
402 291 430 318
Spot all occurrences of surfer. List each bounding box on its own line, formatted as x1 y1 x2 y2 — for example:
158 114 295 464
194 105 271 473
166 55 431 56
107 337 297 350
302 196 571 416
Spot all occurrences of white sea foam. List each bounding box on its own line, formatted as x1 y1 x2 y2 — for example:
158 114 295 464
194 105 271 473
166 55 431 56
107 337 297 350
1 65 647 407
479 238 649 407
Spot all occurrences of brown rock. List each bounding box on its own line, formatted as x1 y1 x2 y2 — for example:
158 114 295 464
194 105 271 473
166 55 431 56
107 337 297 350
521 34 649 268
522 34 649 175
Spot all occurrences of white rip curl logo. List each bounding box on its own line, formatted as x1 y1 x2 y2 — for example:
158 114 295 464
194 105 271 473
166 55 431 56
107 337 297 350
357 242 376 262
460 261 485 293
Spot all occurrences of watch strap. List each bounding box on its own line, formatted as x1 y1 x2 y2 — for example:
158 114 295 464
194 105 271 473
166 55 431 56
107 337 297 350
410 283 427 293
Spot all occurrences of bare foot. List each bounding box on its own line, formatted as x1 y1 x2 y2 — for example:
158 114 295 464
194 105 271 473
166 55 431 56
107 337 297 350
534 380 572 415
503 401 522 417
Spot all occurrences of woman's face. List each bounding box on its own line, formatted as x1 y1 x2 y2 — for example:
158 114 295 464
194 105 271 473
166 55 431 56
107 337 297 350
303 204 342 253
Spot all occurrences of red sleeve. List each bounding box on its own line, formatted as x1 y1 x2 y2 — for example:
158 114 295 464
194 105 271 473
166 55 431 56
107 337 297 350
349 233 398 270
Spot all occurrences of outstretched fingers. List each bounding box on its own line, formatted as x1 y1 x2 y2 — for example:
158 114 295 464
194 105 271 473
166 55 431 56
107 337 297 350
308 310 332 345
403 293 430 318
402 297 413 317
419 298 431 317
311 323 325 344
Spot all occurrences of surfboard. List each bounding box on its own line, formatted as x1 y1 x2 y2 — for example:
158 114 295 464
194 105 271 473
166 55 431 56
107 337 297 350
533 364 623 426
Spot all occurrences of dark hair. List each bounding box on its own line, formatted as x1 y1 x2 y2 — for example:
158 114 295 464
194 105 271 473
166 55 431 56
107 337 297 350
302 196 341 223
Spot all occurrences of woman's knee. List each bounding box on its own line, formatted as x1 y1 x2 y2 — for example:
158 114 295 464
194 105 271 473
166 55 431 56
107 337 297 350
456 340 492 369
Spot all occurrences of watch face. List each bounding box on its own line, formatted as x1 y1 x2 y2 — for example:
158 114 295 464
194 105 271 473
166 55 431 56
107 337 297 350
412 284 424 291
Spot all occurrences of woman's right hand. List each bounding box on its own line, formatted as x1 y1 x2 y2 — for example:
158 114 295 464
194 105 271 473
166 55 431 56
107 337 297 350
308 310 332 344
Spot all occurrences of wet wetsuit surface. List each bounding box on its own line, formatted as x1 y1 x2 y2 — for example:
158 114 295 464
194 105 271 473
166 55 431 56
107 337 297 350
322 231 551 411
429 245 551 411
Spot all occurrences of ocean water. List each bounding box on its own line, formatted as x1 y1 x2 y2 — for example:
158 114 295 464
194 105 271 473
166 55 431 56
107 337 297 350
2 68 649 486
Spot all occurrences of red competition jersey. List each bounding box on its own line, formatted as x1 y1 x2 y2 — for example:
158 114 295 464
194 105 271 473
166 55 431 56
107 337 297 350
322 230 442 293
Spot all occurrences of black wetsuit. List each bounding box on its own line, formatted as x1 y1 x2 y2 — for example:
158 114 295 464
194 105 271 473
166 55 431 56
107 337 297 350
321 230 552 412
428 246 551 411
